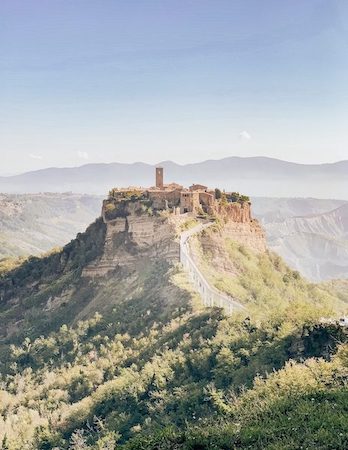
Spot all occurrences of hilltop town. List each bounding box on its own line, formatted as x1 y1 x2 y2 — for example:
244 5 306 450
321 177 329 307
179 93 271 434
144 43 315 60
103 167 252 222
79 168 265 278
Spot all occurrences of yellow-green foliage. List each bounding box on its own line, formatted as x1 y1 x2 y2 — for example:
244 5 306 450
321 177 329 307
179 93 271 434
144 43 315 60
179 218 198 232
123 343 348 450
104 202 116 213
0 256 27 276
321 279 348 304
0 229 347 449
108 188 144 200
200 238 345 322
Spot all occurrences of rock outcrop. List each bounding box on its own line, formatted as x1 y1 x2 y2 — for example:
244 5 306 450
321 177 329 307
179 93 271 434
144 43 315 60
222 220 266 253
83 208 187 277
83 198 266 277
216 201 252 223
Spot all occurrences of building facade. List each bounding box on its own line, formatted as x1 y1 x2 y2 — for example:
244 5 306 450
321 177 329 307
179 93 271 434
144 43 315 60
146 167 215 214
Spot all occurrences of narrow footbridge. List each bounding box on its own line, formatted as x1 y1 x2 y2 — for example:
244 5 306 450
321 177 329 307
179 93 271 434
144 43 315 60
180 221 245 314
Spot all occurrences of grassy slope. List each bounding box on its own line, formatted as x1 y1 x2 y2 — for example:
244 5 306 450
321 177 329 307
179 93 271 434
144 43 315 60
193 231 346 320
124 356 348 450
0 222 347 449
121 235 348 450
321 279 348 304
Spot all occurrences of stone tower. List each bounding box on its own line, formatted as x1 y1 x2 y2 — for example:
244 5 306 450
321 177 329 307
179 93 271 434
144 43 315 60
156 167 164 189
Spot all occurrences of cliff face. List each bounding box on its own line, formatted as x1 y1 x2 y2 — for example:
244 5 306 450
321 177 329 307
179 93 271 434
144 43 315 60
83 199 266 277
216 201 252 223
83 200 189 276
256 203 348 281
222 220 266 253
217 202 266 253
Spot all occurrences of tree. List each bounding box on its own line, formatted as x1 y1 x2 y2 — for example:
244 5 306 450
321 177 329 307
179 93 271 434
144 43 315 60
214 188 222 199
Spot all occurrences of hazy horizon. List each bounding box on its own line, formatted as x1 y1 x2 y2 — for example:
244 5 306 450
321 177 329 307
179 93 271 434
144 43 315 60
1 154 348 178
1 0 347 174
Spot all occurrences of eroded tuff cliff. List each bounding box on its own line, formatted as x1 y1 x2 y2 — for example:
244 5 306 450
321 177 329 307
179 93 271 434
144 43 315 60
83 199 266 277
82 213 183 276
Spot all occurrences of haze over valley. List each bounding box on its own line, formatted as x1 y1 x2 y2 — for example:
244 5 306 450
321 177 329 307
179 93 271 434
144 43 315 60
1 156 347 199
1 178 347 282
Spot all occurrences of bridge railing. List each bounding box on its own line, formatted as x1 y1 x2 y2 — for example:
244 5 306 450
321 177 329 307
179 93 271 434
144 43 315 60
180 224 245 314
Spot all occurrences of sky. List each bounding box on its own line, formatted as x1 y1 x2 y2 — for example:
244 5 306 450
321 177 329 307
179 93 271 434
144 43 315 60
0 0 347 174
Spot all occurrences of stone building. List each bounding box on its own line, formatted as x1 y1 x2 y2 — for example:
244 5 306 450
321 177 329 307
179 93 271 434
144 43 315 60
106 167 250 219
189 184 208 192
145 167 215 214
155 167 164 189
180 191 200 214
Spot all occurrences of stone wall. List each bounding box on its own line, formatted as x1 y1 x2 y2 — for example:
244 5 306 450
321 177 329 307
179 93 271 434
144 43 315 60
199 191 214 213
146 189 181 210
180 191 200 213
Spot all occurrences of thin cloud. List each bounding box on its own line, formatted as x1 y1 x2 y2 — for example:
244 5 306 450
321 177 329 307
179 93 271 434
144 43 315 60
239 131 251 141
29 153 43 160
77 151 89 160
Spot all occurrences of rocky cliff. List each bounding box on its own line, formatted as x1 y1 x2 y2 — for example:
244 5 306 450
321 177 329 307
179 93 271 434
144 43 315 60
82 213 182 277
216 201 266 254
83 199 266 277
189 216 266 277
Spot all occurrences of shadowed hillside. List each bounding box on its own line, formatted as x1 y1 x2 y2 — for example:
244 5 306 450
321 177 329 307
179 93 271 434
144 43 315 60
0 199 347 449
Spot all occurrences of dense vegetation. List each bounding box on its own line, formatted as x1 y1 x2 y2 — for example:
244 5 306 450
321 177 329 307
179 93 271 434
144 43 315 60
214 189 250 204
0 220 347 449
104 190 154 220
0 218 106 364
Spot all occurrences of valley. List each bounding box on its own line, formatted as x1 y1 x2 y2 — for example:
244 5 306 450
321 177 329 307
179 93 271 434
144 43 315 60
253 198 348 281
0 193 102 258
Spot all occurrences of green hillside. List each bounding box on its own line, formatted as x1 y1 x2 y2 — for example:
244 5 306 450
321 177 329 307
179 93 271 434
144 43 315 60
0 220 347 450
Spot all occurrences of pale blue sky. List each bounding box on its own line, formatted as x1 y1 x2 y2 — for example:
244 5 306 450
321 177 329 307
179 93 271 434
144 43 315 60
0 0 347 174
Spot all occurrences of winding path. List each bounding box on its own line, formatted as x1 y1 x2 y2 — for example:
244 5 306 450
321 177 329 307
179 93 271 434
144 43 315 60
180 221 246 314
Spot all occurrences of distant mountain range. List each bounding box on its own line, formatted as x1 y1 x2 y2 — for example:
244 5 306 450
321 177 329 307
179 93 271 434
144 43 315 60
253 198 348 281
0 157 347 199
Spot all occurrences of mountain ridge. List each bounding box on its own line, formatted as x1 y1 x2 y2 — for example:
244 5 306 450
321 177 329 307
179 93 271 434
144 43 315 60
1 156 347 198
4 155 347 175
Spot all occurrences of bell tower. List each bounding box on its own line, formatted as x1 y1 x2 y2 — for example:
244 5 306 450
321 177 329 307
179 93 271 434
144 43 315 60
156 167 164 189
